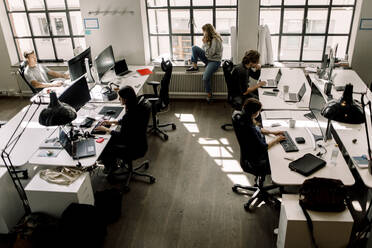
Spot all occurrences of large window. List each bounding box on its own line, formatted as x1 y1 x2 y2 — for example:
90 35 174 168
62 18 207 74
259 0 356 62
146 0 238 61
4 0 85 62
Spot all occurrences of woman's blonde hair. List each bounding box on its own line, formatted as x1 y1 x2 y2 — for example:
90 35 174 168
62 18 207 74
202 23 222 44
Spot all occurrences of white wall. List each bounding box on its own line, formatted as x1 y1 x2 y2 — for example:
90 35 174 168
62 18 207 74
349 0 372 86
79 0 150 65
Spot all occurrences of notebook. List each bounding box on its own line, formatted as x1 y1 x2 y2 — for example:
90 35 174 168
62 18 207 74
288 153 326 176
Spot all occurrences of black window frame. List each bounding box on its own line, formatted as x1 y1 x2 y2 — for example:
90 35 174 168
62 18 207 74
4 0 85 62
145 0 238 61
259 0 356 62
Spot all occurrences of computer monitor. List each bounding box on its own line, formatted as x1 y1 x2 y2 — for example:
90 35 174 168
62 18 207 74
309 83 328 139
68 47 92 81
95 45 115 81
59 75 91 111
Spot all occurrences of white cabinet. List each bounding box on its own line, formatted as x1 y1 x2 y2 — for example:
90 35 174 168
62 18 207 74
25 171 94 218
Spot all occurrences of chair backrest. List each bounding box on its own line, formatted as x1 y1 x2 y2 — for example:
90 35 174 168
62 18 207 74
128 96 151 160
159 59 172 109
18 61 39 94
223 60 242 109
232 111 267 176
222 60 234 95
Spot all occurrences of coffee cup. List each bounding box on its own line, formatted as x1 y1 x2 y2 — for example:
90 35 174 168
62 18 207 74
289 119 296 128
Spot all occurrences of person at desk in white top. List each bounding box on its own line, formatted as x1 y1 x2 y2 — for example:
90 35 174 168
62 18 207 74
94 86 140 172
232 50 266 99
23 50 69 90
233 98 285 173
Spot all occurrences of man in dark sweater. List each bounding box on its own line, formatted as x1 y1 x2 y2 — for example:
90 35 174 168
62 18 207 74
231 50 266 99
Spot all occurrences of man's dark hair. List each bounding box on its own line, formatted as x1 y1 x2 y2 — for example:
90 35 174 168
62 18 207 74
24 50 35 59
242 50 260 65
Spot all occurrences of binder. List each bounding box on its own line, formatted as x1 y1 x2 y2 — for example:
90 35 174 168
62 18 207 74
289 153 326 176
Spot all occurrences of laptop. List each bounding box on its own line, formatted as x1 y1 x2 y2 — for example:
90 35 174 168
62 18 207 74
285 83 306 102
115 59 132 76
59 129 96 159
262 69 282 88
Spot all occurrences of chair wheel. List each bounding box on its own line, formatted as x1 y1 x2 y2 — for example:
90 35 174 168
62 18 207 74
232 186 238 193
150 177 156 184
221 125 227 130
172 124 176 130
163 134 168 141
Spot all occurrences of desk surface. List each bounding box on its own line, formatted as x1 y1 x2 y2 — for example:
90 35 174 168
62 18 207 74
263 110 355 186
259 68 310 110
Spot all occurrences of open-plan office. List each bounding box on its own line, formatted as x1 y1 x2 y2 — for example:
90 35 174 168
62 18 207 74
1 0 372 248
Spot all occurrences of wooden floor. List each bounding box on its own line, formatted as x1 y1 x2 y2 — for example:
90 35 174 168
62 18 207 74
0 98 280 248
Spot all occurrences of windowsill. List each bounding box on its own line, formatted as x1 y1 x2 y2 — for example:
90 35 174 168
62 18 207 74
11 61 68 68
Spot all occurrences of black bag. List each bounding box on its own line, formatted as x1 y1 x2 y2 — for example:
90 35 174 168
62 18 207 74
59 203 107 248
299 177 347 248
95 188 123 224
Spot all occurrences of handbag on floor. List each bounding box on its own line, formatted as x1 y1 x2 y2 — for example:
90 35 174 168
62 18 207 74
299 177 347 248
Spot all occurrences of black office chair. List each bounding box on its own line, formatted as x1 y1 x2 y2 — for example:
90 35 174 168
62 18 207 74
18 61 41 95
231 111 280 212
221 60 243 131
108 97 155 192
144 59 176 141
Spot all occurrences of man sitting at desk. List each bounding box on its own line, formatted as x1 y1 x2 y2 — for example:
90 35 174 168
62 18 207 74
23 50 69 90
232 50 266 99
233 98 285 173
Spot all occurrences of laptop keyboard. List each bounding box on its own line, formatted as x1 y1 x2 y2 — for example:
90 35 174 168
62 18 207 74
280 131 299 152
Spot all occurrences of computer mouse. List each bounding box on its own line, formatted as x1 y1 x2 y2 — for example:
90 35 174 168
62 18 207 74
273 88 279 92
106 110 116 115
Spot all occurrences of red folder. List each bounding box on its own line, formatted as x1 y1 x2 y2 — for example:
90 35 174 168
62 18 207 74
136 68 153 76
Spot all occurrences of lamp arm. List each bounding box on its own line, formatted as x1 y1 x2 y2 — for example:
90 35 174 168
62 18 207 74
361 94 372 161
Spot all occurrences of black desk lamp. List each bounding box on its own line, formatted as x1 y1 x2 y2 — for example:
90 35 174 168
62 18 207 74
321 84 372 173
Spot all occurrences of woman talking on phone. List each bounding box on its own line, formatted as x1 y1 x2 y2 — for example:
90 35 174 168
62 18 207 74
186 23 223 102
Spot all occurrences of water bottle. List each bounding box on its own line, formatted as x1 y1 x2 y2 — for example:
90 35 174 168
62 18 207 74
330 144 339 166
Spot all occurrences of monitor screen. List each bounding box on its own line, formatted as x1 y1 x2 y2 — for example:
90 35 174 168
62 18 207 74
95 45 115 81
59 75 91 111
68 47 92 81
309 83 327 139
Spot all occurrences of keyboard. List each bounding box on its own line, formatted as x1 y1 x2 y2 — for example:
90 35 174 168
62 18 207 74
304 112 315 120
91 122 111 135
280 131 299 152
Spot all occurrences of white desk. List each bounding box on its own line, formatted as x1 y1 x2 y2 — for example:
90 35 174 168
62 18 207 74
259 68 310 110
263 110 355 186
28 103 125 168
0 104 54 167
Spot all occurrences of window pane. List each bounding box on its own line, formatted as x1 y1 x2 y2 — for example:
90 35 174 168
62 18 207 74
9 13 31 37
327 36 348 59
5 0 25 11
308 0 330 5
216 9 237 34
260 0 281 5
29 13 49 36
306 9 328 33
283 9 304 33
284 0 306 5
49 13 70 36
15 38 34 59
193 35 203 49
150 36 159 59
69 11 84 35
150 36 171 59
35 38 55 60
259 8 281 34
302 36 325 60
171 10 190 33
54 38 73 60
216 0 237 5
172 36 191 60
193 0 213 6
147 0 167 7
46 0 65 10
148 9 169 34
25 0 45 10
170 0 190 6
329 7 353 34
280 36 302 60
193 10 213 34
333 0 354 5
222 36 231 60
73 38 86 49
271 36 279 60
67 0 79 9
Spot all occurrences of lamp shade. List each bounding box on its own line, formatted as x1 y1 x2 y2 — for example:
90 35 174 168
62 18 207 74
39 92 77 126
321 84 364 124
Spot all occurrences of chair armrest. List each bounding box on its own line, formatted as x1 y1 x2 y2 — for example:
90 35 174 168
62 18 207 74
147 97 159 103
146 81 160 96
146 81 160 86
